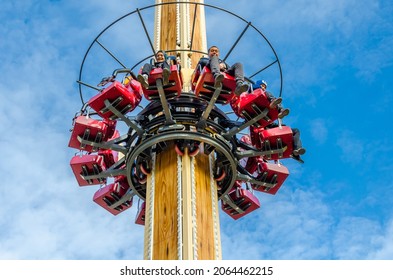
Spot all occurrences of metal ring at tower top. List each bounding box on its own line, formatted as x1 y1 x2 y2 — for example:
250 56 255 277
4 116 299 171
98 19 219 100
76 1 283 107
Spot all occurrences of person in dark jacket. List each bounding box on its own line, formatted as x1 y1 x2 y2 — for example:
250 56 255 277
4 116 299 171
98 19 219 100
196 45 248 95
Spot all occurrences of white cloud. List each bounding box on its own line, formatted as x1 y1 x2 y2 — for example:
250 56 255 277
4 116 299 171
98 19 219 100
367 220 393 259
336 130 364 164
310 118 328 145
220 184 334 259
333 216 383 259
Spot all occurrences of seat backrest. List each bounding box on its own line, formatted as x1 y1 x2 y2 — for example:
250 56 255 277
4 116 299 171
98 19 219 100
167 55 181 72
149 53 180 71
197 57 209 73
166 55 177 65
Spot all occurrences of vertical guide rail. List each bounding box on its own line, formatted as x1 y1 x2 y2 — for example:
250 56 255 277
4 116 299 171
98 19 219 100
189 3 199 52
209 154 222 259
144 153 156 260
154 1 162 51
190 155 198 260
179 1 190 69
181 149 194 259
179 1 192 91
177 154 183 259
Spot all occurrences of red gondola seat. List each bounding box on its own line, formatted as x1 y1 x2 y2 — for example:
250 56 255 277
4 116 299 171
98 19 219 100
107 129 120 141
98 149 118 169
238 135 259 174
95 128 120 168
191 66 236 104
135 201 146 225
88 80 143 120
230 88 279 127
68 115 117 152
251 158 289 195
70 154 107 186
93 176 133 215
242 156 259 175
250 125 293 160
221 183 260 220
141 65 183 100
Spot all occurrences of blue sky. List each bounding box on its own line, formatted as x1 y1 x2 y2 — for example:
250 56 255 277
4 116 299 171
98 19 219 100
0 0 393 260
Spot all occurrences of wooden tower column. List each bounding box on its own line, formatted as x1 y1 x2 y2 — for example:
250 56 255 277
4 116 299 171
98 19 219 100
143 0 222 260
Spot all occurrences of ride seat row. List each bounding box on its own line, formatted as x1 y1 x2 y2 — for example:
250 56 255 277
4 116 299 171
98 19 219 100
93 176 133 215
221 182 260 220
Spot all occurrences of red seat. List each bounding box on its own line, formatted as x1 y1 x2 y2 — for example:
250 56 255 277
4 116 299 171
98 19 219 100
192 67 236 104
142 65 183 100
93 176 133 215
230 88 279 127
98 149 118 169
238 135 259 174
242 156 259 174
70 154 107 186
107 129 120 141
221 183 260 220
251 158 289 195
251 125 293 160
68 115 117 152
96 129 120 167
135 201 146 225
88 80 142 120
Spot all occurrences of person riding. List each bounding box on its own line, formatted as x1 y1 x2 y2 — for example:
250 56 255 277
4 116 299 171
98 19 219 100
265 122 306 163
196 45 249 95
137 50 171 89
254 80 290 119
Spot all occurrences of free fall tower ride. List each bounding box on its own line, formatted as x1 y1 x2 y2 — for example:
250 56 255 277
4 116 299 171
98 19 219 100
68 0 304 260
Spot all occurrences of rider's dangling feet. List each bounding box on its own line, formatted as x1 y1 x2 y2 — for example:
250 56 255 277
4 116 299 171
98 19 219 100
291 154 305 163
269 97 282 109
214 73 224 88
137 74 149 89
278 108 290 119
163 68 170 85
293 147 306 156
234 82 248 95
